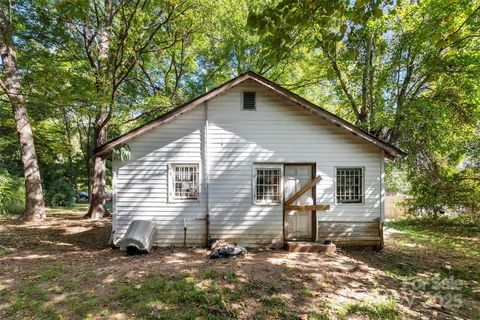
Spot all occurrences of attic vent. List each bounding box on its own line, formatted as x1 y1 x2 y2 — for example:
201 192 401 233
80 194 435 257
243 91 256 110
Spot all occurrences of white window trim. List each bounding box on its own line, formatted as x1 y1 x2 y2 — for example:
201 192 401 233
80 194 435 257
241 91 257 111
252 163 283 205
334 166 365 206
168 162 200 203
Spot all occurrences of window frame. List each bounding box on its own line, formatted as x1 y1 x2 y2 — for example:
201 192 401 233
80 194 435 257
252 163 283 205
334 167 365 205
241 91 257 111
168 163 200 203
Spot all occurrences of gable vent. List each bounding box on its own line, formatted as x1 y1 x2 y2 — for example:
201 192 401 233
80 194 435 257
243 91 256 110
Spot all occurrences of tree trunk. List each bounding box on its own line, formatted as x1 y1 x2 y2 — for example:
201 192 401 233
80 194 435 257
85 116 108 219
85 0 113 219
0 43 46 220
62 107 77 193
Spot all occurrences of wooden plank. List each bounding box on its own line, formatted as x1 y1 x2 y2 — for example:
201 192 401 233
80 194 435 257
318 218 380 224
321 239 382 247
285 205 330 211
284 175 322 205
318 231 380 238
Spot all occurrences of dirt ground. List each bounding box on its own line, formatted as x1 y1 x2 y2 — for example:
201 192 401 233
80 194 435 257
0 206 479 319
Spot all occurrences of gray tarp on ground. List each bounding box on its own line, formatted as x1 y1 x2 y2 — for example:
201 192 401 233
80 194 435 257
119 220 157 253
209 240 247 258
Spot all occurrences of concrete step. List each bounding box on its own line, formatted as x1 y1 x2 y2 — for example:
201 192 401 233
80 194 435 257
287 241 336 253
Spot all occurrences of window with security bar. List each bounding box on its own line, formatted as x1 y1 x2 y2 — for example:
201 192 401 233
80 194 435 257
336 168 364 204
255 168 281 204
171 164 199 200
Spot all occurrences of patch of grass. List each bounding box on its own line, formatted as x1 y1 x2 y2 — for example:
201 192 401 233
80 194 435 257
8 282 63 320
300 286 314 298
71 292 102 316
113 273 236 319
244 277 264 290
388 218 479 271
339 297 400 320
260 295 289 318
307 311 329 320
201 269 238 283
374 218 480 306
267 284 279 293
307 303 330 320
260 294 287 307
40 269 61 281
388 217 480 250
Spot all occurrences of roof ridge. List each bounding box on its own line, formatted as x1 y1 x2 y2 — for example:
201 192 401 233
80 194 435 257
94 72 405 159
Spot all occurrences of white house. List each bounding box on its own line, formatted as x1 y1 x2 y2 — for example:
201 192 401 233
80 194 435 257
95 71 405 249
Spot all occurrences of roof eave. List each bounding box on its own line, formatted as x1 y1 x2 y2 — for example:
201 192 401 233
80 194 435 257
94 71 407 160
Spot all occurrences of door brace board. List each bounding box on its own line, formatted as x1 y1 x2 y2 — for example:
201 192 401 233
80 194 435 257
285 205 330 211
284 175 322 205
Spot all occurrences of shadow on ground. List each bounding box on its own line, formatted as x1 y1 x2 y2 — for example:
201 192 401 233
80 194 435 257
0 209 478 319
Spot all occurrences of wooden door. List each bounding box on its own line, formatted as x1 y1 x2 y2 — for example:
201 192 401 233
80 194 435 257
284 165 314 240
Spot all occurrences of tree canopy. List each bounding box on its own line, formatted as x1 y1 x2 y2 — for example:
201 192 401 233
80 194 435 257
0 0 478 220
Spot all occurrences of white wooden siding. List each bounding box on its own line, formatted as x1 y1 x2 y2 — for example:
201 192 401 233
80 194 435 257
207 80 382 246
113 106 207 246
113 79 383 247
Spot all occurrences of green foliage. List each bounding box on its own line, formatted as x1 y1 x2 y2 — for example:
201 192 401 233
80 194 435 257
405 164 480 221
252 0 480 220
112 144 131 162
0 0 478 218
0 167 24 215
42 164 76 207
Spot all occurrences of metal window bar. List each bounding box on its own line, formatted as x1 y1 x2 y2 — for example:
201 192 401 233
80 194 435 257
174 164 199 199
336 168 363 203
256 168 280 203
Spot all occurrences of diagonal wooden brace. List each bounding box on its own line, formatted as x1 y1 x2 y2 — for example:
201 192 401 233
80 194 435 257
284 175 322 206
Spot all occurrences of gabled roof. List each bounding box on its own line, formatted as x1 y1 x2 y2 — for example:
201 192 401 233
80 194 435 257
95 71 406 159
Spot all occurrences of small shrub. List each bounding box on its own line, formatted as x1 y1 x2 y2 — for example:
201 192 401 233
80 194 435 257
404 163 480 223
42 163 76 207
0 167 24 215
44 179 76 207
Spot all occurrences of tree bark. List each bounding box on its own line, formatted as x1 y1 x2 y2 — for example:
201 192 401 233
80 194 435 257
85 0 113 219
328 55 362 122
0 43 46 221
85 114 108 219
62 107 77 193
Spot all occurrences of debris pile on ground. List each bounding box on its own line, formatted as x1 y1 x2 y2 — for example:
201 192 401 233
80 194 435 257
209 239 247 259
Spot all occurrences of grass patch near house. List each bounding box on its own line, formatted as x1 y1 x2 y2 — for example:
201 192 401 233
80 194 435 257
0 206 479 319
112 273 237 319
339 297 400 320
383 218 479 281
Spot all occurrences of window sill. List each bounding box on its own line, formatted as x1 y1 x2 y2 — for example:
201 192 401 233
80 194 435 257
253 202 282 206
168 199 200 204
335 202 365 206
